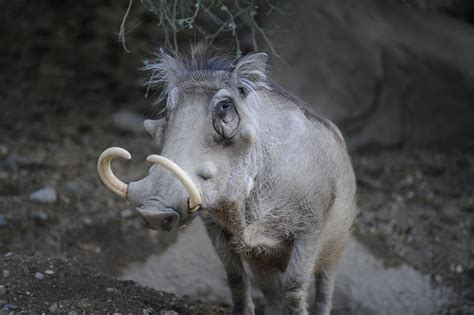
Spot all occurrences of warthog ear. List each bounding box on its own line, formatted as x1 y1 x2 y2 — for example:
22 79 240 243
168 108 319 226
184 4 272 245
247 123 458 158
144 119 165 138
232 52 269 94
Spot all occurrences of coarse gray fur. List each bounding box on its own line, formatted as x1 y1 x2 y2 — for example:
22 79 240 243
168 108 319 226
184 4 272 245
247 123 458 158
127 44 357 315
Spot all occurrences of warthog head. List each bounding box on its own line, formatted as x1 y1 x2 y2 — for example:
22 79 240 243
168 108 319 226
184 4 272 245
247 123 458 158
98 46 269 231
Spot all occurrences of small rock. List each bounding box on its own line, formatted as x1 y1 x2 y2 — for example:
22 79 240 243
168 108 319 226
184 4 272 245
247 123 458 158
4 252 12 258
32 211 49 225
0 145 7 159
45 270 54 275
65 181 79 195
456 265 463 274
3 270 9 278
112 110 146 134
434 274 442 282
143 307 155 315
120 209 133 219
59 194 71 204
49 302 58 313
35 272 44 280
0 215 8 228
106 287 117 293
0 285 6 296
82 217 92 225
4 153 43 171
5 154 20 171
160 311 178 315
461 197 474 213
2 304 17 312
30 187 57 204
401 175 414 186
77 299 92 308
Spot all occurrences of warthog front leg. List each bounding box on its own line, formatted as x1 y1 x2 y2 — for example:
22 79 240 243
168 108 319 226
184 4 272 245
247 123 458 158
313 264 337 315
282 230 321 315
204 220 255 315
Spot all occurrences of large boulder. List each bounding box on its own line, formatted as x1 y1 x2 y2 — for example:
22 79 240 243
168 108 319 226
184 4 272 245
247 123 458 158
263 0 474 146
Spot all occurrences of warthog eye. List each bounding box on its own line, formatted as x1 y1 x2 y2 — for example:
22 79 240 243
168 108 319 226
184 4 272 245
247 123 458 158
213 99 240 139
217 100 232 120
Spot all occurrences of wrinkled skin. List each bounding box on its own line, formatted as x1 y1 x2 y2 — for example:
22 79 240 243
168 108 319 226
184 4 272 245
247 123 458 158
128 83 258 231
126 50 357 315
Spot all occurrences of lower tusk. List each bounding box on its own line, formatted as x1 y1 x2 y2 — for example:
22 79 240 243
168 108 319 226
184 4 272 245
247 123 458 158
146 155 202 211
97 147 131 199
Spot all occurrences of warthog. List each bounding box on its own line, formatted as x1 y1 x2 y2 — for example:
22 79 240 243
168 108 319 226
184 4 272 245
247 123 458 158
98 45 356 315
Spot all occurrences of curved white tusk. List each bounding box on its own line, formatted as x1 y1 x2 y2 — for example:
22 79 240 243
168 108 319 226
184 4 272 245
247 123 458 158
146 155 202 212
97 147 131 199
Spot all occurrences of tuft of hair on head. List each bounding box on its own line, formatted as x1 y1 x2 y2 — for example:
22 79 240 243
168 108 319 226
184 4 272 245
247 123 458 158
142 48 184 107
142 42 270 108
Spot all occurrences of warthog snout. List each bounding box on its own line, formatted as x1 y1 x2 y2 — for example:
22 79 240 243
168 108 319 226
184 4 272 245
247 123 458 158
97 147 202 231
136 205 180 231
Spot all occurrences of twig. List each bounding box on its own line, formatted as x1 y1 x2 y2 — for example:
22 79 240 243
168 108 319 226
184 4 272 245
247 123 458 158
122 0 285 56
119 0 134 53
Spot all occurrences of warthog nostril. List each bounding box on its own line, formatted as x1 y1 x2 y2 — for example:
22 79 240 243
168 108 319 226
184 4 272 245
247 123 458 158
136 206 180 232
161 215 173 230
159 211 179 231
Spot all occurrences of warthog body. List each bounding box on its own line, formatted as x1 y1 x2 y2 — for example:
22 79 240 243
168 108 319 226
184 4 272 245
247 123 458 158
100 45 357 315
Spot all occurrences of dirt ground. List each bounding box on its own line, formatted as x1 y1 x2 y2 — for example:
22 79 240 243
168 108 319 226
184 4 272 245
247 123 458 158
353 143 474 313
0 253 226 314
0 1 473 314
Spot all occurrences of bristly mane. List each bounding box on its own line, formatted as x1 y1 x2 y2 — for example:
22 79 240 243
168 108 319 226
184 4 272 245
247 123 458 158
144 44 233 104
143 43 272 104
143 43 302 112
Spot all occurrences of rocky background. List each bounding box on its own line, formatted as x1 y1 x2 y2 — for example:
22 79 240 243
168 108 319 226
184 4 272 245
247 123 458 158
266 0 474 147
0 0 472 314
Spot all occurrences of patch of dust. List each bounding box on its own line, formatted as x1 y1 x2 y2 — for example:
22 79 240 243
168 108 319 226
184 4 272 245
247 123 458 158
120 218 231 304
334 240 454 315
